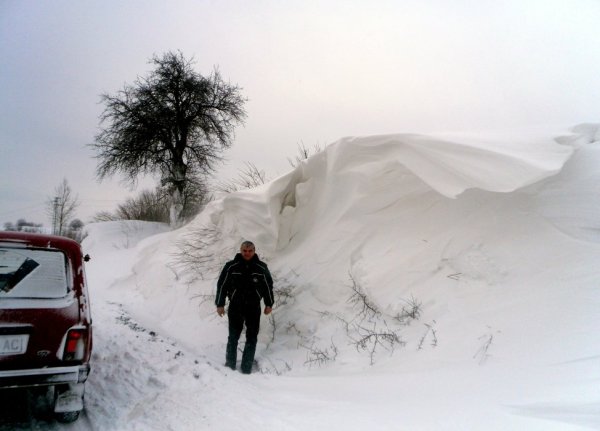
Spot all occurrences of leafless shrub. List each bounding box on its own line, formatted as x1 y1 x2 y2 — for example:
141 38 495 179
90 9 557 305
267 313 277 345
93 180 209 224
215 162 269 193
317 272 418 365
391 295 422 325
265 275 297 346
285 322 309 342
285 322 302 336
115 189 170 223
301 338 338 367
349 320 405 364
288 142 323 168
259 357 292 375
287 322 319 348
172 223 223 282
92 211 119 222
347 272 381 320
344 277 404 364
273 280 295 308
189 292 216 307
417 321 438 350
473 329 498 365
316 310 351 333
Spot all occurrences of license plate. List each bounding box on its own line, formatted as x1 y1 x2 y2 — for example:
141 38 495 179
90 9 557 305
0 334 29 355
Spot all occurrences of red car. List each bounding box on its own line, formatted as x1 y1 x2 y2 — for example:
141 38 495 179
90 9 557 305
0 231 92 423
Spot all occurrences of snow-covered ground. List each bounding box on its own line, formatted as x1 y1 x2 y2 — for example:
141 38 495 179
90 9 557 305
6 124 600 430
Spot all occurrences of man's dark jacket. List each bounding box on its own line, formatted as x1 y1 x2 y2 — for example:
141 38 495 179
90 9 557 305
215 253 274 308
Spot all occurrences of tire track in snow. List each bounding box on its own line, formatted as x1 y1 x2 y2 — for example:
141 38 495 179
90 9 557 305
83 301 227 430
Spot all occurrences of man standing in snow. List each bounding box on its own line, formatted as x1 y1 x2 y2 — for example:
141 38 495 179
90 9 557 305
215 241 274 374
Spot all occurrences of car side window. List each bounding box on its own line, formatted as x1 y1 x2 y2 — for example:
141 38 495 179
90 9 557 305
0 247 69 299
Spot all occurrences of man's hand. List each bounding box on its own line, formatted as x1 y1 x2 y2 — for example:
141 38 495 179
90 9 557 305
264 306 272 315
217 306 225 317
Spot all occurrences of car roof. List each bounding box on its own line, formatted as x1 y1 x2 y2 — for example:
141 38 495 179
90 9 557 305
0 231 82 257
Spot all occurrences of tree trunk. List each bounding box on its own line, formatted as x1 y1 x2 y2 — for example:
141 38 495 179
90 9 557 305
169 151 187 226
169 188 183 227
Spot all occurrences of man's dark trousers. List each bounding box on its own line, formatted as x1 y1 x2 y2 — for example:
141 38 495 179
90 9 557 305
226 303 261 373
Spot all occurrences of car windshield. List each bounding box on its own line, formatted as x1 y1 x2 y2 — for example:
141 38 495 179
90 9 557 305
0 247 69 299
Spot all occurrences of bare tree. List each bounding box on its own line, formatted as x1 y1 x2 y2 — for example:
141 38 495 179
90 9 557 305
46 178 79 236
92 51 246 225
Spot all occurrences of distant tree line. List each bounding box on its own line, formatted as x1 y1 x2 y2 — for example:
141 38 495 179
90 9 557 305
3 219 44 233
2 217 83 241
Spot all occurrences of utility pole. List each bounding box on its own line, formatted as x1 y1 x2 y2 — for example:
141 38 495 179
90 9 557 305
52 197 59 235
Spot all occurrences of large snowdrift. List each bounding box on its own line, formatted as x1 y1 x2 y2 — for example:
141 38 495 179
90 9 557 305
79 124 600 431
216 127 582 251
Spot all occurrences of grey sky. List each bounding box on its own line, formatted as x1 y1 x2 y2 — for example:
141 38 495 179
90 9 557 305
1 0 600 225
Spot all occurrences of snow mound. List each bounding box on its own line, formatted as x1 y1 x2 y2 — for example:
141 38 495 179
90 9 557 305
324 131 575 198
216 126 581 254
79 124 600 431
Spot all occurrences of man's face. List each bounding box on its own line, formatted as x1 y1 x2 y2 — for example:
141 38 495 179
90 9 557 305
240 246 255 261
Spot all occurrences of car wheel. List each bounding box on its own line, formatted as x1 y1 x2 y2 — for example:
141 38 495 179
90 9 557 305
55 410 81 423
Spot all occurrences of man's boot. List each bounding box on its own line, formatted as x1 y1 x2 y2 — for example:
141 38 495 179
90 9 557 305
225 338 238 370
240 341 256 374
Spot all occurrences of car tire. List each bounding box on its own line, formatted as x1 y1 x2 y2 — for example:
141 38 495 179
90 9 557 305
55 410 81 423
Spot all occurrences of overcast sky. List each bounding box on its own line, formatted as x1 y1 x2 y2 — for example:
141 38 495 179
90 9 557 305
1 0 600 225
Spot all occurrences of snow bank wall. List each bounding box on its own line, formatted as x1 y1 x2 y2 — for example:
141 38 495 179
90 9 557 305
213 126 583 256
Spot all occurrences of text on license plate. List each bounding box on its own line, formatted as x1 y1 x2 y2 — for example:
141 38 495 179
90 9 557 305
0 334 29 356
